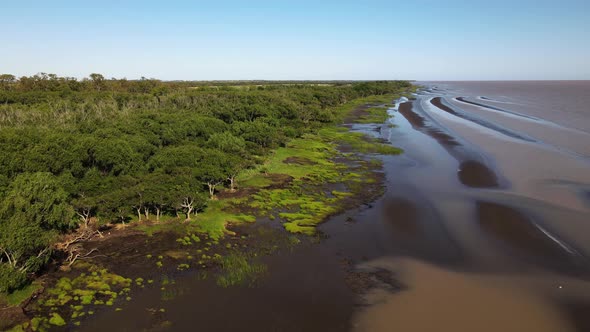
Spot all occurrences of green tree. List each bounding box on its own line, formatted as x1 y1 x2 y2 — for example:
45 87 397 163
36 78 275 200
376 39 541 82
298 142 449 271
88 73 106 91
206 131 246 154
0 172 75 274
0 74 16 90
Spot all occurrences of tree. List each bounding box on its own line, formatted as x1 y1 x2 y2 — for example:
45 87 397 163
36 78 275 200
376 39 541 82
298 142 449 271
88 73 105 91
0 172 76 274
206 131 246 154
0 172 76 231
174 179 207 221
0 74 16 90
72 194 97 228
197 150 231 199
142 172 177 221
225 154 252 192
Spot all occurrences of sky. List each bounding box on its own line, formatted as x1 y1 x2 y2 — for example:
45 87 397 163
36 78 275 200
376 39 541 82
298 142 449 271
1 0 589 80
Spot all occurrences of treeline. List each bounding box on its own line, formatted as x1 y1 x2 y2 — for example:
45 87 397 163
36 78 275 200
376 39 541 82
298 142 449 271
0 73 412 293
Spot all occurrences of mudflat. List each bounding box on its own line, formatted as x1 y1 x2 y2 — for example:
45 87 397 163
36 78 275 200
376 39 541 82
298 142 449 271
350 81 590 332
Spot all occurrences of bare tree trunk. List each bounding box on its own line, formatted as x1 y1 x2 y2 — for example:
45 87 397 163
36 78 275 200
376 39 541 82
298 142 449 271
156 208 161 221
207 181 222 199
76 208 91 228
185 207 193 221
136 208 142 222
181 197 194 221
207 182 215 198
143 206 149 220
228 176 236 192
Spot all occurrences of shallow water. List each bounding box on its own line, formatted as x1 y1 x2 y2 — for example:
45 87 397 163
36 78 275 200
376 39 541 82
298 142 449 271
79 82 590 332
350 81 590 331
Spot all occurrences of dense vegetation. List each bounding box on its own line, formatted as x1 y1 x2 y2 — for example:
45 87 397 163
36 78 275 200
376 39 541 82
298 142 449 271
0 73 411 296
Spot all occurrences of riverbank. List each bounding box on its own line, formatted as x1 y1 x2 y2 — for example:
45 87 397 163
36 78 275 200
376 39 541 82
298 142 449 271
1 93 408 331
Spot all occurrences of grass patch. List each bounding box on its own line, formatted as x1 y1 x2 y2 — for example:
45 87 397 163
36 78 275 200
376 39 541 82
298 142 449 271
318 127 403 155
2 283 42 306
355 106 390 124
189 199 256 241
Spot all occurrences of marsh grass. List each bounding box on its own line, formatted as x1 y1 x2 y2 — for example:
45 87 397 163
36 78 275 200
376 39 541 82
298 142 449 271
216 253 267 287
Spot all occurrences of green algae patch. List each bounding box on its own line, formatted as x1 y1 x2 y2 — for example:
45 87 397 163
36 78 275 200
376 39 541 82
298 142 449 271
27 264 133 330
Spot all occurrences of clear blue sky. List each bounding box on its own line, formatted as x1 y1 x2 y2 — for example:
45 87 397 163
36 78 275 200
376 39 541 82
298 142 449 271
1 0 589 80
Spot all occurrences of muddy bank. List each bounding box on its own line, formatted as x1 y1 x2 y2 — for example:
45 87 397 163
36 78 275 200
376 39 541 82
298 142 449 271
398 101 458 146
398 101 501 188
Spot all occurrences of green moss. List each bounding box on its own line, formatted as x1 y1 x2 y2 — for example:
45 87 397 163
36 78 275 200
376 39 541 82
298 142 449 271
27 264 133 330
48 313 66 326
283 223 316 235
30 317 42 331
177 264 190 271
80 294 94 305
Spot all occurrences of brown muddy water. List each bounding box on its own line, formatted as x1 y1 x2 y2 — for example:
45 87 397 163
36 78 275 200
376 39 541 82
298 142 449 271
80 82 590 332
